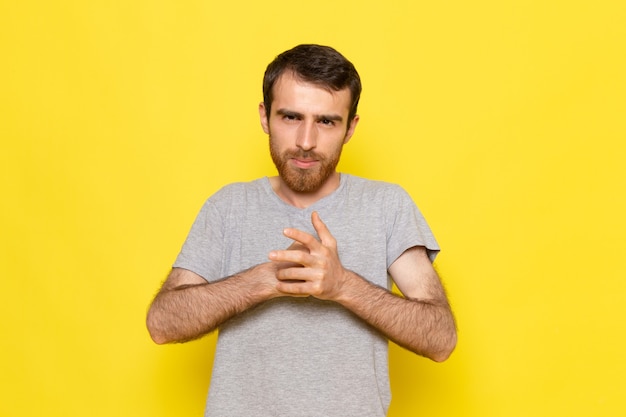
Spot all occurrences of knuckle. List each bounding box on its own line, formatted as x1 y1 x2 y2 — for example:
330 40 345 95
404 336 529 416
311 282 322 294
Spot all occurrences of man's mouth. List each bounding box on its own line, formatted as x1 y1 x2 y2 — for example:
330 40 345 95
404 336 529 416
291 158 319 169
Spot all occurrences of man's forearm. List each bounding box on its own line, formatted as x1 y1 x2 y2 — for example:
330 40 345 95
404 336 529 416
147 267 273 344
337 272 457 362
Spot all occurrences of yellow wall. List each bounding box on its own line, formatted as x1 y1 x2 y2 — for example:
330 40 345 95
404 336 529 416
2 1 625 416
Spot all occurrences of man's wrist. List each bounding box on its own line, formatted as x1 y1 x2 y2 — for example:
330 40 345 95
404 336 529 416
334 269 369 306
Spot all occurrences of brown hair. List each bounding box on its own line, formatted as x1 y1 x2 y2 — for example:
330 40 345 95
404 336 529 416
262 44 362 122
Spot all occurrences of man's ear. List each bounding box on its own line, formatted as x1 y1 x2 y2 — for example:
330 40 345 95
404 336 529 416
343 115 360 144
259 102 270 134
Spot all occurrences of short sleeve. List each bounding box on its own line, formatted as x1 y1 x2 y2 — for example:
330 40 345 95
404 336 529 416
385 185 440 267
173 198 225 281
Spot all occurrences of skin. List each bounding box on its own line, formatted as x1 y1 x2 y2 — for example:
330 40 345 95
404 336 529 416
262 71 359 207
146 72 457 362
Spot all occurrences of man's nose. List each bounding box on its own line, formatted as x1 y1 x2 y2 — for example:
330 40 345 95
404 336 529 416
296 122 317 151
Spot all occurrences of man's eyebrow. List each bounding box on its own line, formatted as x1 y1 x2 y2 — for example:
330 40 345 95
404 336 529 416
317 113 344 123
276 108 303 118
276 108 344 123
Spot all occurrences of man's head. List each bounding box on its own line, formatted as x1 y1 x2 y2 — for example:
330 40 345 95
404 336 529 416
262 44 361 124
259 45 362 197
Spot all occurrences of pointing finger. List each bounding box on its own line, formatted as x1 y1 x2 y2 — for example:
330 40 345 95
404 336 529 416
282 227 320 251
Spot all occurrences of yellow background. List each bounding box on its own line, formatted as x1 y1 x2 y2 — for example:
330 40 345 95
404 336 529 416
2 1 625 416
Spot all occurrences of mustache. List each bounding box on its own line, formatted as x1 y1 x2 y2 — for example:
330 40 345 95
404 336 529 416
285 150 324 160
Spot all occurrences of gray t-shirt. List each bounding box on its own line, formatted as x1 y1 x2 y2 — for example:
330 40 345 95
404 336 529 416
174 174 439 417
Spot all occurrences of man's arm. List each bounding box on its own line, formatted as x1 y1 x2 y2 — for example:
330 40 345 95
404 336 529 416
146 263 279 344
269 212 457 362
338 246 457 362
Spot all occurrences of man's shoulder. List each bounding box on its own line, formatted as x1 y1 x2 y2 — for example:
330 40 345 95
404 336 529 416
342 174 407 195
199 178 269 210
339 175 417 212
211 177 267 196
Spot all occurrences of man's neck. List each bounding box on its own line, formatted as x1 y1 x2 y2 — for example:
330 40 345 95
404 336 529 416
269 173 341 209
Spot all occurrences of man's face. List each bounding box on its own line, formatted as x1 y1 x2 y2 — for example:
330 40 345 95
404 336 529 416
259 72 359 194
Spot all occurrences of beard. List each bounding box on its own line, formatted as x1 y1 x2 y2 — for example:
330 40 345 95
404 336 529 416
269 137 344 193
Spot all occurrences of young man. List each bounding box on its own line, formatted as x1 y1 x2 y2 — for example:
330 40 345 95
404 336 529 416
147 44 456 417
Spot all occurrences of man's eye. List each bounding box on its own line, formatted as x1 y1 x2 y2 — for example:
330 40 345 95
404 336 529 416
320 119 334 126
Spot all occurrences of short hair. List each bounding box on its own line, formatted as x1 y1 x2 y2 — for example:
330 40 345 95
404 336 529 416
262 44 362 122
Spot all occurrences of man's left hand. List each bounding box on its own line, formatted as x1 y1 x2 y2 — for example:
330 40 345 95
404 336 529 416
268 211 349 300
